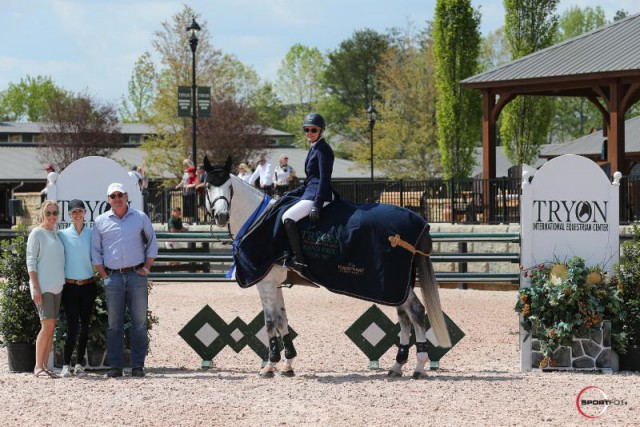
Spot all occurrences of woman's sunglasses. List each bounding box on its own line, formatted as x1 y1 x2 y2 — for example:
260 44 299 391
303 128 319 134
109 192 125 199
45 210 59 217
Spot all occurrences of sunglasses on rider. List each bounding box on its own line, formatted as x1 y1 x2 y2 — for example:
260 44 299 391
303 128 319 134
45 210 59 217
109 192 125 199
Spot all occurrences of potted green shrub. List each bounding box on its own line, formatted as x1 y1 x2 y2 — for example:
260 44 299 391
0 226 41 372
515 256 626 370
612 224 640 371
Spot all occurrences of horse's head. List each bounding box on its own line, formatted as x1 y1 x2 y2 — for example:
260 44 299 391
203 155 233 227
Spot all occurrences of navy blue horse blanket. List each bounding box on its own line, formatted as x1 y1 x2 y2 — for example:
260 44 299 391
233 196 429 306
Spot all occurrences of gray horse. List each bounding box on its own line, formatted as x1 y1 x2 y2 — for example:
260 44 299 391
203 156 451 378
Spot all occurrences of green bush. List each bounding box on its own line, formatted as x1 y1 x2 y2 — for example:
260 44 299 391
515 256 625 368
613 224 640 350
0 226 41 345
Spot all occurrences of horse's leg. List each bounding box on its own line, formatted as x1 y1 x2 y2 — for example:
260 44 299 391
256 277 282 378
401 288 431 379
273 284 296 377
388 302 413 377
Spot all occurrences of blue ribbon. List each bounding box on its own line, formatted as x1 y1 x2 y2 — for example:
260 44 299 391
226 195 272 278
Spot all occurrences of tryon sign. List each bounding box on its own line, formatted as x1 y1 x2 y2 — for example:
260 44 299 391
521 154 619 272
519 154 620 371
47 156 142 228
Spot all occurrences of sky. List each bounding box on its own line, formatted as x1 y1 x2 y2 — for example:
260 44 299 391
1 0 638 105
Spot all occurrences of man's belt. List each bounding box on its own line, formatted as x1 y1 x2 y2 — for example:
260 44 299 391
106 263 144 275
65 277 96 286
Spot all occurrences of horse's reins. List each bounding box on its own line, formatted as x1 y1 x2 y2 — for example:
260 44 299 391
205 185 234 243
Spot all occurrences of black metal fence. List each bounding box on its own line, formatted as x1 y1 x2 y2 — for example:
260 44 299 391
143 176 640 225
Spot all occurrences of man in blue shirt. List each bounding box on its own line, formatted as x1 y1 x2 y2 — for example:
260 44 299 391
91 183 158 378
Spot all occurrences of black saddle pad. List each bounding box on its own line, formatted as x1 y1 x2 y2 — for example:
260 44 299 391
233 196 429 306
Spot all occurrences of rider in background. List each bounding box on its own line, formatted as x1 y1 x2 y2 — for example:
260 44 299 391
281 113 335 273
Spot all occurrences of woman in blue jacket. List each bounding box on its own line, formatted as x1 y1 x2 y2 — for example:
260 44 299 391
282 113 335 273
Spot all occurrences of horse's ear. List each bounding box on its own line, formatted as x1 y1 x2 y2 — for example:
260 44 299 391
225 156 232 173
203 155 211 171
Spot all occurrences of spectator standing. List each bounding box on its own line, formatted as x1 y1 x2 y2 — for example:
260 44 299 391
236 163 253 183
128 166 143 191
274 154 296 197
58 199 97 378
26 200 65 378
91 183 158 378
40 163 59 203
248 155 274 196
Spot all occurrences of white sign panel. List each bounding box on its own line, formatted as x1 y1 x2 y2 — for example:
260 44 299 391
48 156 142 228
519 154 620 370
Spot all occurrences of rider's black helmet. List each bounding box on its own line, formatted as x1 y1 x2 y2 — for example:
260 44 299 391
303 113 326 130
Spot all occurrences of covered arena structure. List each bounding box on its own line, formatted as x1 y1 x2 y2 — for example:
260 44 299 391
462 13 640 220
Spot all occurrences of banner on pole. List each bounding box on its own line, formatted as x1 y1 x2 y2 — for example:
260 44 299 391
178 86 191 118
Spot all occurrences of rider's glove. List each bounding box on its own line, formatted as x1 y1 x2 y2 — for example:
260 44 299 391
309 207 320 223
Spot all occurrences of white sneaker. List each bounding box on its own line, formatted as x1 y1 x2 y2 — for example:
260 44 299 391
74 364 87 377
61 365 72 378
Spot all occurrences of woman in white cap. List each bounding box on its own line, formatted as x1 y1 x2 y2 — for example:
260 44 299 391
58 199 96 378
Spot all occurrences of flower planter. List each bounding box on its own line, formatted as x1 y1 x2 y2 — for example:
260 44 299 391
6 342 36 373
619 345 640 371
530 321 612 370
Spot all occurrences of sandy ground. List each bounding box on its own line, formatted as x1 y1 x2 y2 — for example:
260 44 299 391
0 282 638 427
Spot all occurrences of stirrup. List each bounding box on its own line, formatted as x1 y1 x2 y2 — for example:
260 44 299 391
283 257 307 274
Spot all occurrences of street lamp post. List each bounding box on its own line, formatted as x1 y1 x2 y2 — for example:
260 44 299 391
187 17 201 167
367 104 377 181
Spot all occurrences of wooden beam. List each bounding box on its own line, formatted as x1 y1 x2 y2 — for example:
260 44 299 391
608 80 625 174
482 90 497 223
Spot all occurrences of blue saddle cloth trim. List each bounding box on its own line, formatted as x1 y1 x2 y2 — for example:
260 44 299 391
226 194 272 278
233 196 428 306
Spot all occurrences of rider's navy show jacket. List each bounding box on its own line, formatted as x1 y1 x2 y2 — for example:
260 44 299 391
289 137 335 209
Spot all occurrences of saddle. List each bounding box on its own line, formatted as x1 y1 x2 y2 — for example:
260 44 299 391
233 196 429 306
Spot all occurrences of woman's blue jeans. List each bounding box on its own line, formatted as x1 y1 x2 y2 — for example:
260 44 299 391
104 271 148 369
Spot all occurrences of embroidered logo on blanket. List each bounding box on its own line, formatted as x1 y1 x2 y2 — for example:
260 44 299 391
337 262 365 276
302 229 338 261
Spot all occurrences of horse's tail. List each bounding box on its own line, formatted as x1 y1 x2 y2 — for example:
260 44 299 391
416 234 452 348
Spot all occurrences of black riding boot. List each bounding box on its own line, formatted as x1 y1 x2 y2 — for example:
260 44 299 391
283 219 307 274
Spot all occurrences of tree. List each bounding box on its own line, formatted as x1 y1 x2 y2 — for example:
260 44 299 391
249 82 285 130
39 93 121 169
120 52 157 123
324 29 390 117
361 25 440 179
0 75 67 122
500 0 558 166
433 0 482 179
197 98 264 165
142 5 262 178
614 9 628 22
479 27 510 72
274 44 326 106
550 6 606 143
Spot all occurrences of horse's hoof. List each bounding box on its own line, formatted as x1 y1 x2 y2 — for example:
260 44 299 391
412 371 427 380
387 369 403 377
259 369 275 378
278 369 295 378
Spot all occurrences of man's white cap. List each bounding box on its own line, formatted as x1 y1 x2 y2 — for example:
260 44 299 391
107 182 127 195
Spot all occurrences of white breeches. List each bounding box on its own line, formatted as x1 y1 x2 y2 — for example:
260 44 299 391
282 199 331 223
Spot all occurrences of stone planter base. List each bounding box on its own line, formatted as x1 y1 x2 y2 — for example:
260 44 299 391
530 321 612 371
